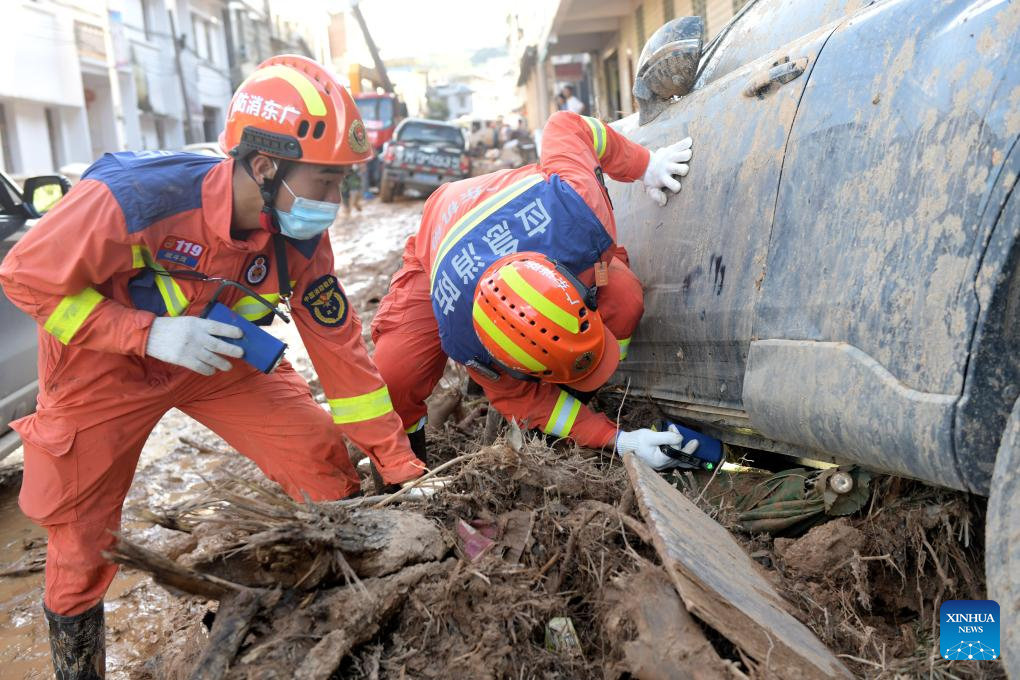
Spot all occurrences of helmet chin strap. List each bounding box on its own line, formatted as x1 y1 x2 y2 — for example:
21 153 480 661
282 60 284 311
241 153 290 234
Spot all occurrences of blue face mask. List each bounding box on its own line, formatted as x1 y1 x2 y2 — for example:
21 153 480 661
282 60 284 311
274 178 340 240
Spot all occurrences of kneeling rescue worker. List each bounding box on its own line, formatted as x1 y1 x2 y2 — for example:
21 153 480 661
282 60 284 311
0 55 428 678
372 110 699 471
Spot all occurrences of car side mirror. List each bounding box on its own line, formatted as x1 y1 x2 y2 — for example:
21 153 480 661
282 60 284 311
633 16 705 126
22 175 71 216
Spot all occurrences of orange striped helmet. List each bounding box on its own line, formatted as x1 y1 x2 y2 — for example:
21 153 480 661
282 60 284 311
472 253 620 391
219 54 372 165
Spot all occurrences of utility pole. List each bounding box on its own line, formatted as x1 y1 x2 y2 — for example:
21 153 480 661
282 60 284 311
168 9 196 144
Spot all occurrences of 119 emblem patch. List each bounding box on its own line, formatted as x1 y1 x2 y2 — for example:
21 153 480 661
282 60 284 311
157 236 205 269
302 275 348 327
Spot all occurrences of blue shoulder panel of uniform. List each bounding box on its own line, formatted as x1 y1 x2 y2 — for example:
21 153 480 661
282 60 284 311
82 151 222 234
285 233 322 259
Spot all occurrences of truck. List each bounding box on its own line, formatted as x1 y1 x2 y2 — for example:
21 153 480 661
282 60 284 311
607 1 1020 669
379 118 470 202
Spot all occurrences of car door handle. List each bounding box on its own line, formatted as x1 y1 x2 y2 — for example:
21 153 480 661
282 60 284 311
744 57 809 98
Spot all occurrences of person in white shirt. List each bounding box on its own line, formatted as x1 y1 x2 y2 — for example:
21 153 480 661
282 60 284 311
563 85 586 115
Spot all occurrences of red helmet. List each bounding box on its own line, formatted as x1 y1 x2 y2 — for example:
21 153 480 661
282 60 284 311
472 253 619 391
219 54 372 165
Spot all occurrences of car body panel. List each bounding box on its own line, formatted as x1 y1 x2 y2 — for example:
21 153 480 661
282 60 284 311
747 0 1020 492
609 23 837 415
609 0 1020 493
0 171 40 458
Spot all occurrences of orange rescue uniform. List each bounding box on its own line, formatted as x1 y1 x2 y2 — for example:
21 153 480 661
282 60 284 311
371 112 650 448
0 151 423 616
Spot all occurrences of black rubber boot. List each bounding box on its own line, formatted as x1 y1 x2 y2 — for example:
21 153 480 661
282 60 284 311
44 601 105 680
407 427 429 467
371 428 430 495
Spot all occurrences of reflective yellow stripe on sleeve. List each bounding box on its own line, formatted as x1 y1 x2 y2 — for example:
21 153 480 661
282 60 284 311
43 287 104 344
543 390 582 438
131 245 189 316
618 337 632 361
582 116 607 159
230 280 295 322
328 386 395 424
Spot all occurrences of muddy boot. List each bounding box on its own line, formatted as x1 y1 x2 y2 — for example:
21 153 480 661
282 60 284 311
371 429 429 494
407 427 429 468
44 601 105 680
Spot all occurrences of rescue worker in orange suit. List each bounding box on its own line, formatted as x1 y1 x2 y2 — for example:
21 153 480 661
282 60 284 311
371 110 699 471
0 55 428 678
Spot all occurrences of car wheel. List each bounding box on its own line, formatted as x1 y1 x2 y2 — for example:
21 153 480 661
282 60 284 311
987 396 1020 677
380 174 395 203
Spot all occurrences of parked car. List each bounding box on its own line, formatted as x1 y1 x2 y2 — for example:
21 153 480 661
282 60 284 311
0 170 70 460
379 118 470 203
608 0 1020 658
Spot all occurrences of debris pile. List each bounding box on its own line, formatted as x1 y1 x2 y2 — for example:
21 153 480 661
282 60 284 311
85 405 993 680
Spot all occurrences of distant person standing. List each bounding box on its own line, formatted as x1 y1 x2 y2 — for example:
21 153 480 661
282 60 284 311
341 164 363 216
563 85 585 115
555 93 567 111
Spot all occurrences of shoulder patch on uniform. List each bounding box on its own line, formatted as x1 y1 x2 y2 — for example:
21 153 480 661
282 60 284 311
302 275 348 327
245 254 270 285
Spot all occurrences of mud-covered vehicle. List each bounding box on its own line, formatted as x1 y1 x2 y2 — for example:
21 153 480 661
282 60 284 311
0 170 69 460
607 0 1020 666
379 118 470 202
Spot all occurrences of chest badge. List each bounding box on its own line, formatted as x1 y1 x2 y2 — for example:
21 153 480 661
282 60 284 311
156 236 206 270
245 254 270 286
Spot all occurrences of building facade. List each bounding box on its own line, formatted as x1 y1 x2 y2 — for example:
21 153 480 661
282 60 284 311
513 0 751 131
1 0 331 179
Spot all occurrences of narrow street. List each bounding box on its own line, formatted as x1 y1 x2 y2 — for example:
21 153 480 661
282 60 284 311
0 196 427 679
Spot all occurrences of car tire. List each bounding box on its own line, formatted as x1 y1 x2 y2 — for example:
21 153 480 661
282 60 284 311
987 396 1020 677
380 174 395 203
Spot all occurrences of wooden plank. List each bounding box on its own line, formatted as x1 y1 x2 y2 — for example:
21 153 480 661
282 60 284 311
624 454 852 679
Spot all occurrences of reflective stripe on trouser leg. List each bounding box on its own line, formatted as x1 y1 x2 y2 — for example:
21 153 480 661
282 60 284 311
328 386 395 424
543 390 582 438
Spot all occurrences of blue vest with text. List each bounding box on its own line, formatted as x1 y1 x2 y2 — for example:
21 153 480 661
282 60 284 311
430 172 613 370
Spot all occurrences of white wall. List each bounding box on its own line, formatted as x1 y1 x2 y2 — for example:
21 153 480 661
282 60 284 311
0 2 86 109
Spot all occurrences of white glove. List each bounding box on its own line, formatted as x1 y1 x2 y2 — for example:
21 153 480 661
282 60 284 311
145 316 244 376
399 476 447 500
616 428 700 471
642 137 693 207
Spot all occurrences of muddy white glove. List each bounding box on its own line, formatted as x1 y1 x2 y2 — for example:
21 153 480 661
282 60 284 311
616 429 700 471
642 137 693 207
145 316 244 376
400 476 447 500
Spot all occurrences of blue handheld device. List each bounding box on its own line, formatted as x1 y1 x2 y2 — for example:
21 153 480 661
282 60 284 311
204 302 287 374
653 419 724 470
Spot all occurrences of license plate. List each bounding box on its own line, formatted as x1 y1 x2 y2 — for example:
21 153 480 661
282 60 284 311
413 172 440 183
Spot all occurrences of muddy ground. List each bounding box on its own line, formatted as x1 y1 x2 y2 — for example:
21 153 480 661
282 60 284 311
0 196 1004 679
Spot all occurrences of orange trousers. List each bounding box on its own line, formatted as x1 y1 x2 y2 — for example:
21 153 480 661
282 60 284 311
371 254 644 431
14 359 361 616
